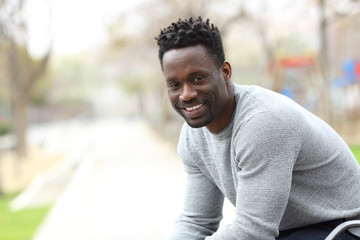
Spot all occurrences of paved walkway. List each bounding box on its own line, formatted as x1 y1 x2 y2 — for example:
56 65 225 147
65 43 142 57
31 118 187 240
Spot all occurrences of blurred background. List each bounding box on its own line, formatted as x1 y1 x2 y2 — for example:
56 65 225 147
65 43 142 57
1 0 360 239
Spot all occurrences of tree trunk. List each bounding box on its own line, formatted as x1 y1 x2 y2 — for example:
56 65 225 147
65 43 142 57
318 0 332 124
11 97 27 157
8 39 28 157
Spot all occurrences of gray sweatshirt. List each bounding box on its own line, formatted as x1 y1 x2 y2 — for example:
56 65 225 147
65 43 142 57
170 84 360 240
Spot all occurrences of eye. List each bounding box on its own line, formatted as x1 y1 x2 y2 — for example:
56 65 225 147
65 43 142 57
167 82 179 90
193 76 204 83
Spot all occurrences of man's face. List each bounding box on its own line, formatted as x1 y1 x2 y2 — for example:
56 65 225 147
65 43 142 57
162 44 234 133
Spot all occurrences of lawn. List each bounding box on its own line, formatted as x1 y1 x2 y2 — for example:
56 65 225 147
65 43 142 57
350 145 360 164
0 192 50 240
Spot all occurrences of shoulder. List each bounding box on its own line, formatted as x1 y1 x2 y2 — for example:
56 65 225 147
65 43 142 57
232 85 302 148
232 83 307 133
233 83 296 110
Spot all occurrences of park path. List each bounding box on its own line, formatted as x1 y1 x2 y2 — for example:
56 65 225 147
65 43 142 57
31 118 187 240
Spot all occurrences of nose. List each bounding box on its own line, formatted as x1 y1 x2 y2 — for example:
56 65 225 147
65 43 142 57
180 84 197 101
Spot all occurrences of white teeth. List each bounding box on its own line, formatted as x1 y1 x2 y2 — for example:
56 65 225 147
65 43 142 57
186 104 203 111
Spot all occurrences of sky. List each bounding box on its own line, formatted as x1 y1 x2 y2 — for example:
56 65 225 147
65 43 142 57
26 0 145 57
25 0 319 58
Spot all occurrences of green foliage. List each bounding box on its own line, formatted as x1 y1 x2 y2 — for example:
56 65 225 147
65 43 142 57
350 145 360 165
30 70 51 106
0 121 12 135
275 33 314 59
48 55 101 104
106 22 131 49
119 77 144 95
118 72 159 96
0 192 50 240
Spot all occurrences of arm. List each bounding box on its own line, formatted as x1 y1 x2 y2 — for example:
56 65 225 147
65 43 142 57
207 112 300 240
169 161 225 240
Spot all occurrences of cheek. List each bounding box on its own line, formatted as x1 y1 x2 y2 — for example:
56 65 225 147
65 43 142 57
168 92 178 105
214 79 228 97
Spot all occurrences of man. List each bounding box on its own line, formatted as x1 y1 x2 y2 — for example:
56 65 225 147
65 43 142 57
155 16 360 240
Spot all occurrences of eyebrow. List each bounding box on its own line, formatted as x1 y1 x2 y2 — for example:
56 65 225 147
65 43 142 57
166 70 208 83
166 77 176 83
189 71 204 77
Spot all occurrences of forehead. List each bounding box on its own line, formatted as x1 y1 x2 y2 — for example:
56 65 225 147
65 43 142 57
162 45 216 76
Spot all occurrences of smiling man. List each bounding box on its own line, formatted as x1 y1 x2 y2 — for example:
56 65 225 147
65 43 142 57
163 44 234 132
155 17 360 240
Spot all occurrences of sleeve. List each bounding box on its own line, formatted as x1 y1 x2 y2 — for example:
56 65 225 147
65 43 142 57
206 112 300 240
168 126 225 240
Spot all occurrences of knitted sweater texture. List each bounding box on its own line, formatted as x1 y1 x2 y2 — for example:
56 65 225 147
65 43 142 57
170 84 360 240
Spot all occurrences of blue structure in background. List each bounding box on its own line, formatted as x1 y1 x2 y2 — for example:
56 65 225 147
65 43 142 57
333 59 360 88
280 87 294 100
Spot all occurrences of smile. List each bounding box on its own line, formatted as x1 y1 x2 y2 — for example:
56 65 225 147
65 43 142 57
185 104 203 112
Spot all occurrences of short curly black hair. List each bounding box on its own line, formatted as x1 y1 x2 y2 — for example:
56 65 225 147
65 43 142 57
155 16 225 69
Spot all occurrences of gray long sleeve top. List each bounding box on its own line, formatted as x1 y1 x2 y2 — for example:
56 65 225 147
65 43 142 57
170 84 360 240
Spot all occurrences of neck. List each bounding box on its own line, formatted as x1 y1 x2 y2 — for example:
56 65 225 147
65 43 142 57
207 83 235 133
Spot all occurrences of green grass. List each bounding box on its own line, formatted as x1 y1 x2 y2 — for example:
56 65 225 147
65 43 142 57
0 192 50 240
350 145 360 165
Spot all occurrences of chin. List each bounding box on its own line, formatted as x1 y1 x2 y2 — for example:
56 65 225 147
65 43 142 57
187 123 204 129
185 118 212 129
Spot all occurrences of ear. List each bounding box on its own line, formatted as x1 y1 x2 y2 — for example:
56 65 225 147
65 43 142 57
222 61 232 83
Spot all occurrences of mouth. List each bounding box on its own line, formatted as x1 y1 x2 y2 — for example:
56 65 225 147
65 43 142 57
184 104 203 112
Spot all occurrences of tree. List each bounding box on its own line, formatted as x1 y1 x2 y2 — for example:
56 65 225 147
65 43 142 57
316 0 360 123
0 0 51 157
